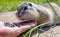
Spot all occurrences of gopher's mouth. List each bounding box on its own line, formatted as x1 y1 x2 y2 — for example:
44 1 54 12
5 20 36 27
16 13 36 27
16 12 37 27
14 20 36 27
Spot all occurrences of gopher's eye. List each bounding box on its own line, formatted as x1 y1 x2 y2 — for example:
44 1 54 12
29 3 32 7
24 6 28 11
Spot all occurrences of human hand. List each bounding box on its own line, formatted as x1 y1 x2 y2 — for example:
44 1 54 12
0 21 36 37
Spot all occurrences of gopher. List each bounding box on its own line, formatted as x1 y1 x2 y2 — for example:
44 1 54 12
16 2 60 25
0 2 60 37
0 2 60 25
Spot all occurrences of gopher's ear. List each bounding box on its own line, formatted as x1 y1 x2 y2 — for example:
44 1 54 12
36 9 41 13
36 8 42 13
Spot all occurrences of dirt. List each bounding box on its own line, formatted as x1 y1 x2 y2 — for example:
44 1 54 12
0 11 60 37
0 11 20 23
31 26 60 37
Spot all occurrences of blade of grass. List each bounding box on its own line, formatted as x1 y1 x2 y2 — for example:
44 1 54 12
23 22 49 37
46 0 60 22
35 30 40 37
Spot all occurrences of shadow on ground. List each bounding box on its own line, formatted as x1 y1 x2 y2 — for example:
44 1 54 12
17 23 60 37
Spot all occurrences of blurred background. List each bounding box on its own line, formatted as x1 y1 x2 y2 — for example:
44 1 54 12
0 0 60 12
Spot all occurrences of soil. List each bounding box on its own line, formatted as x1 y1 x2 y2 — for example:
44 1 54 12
0 11 60 37
0 11 20 23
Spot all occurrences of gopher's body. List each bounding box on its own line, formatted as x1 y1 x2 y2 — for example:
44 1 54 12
0 2 60 25
16 2 60 25
42 3 60 24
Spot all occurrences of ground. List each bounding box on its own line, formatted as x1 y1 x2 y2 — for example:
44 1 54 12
0 11 20 23
40 26 60 37
32 25 60 37
0 11 60 37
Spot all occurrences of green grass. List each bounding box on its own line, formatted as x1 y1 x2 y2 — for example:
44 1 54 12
0 0 60 12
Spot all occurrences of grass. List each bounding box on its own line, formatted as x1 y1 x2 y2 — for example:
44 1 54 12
0 0 60 12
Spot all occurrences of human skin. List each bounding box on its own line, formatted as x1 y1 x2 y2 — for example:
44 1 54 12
0 21 36 37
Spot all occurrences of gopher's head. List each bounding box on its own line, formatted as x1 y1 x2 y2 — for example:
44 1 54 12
16 2 40 22
16 2 54 24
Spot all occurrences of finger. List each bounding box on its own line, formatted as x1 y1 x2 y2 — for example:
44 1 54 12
0 21 36 37
12 21 36 37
